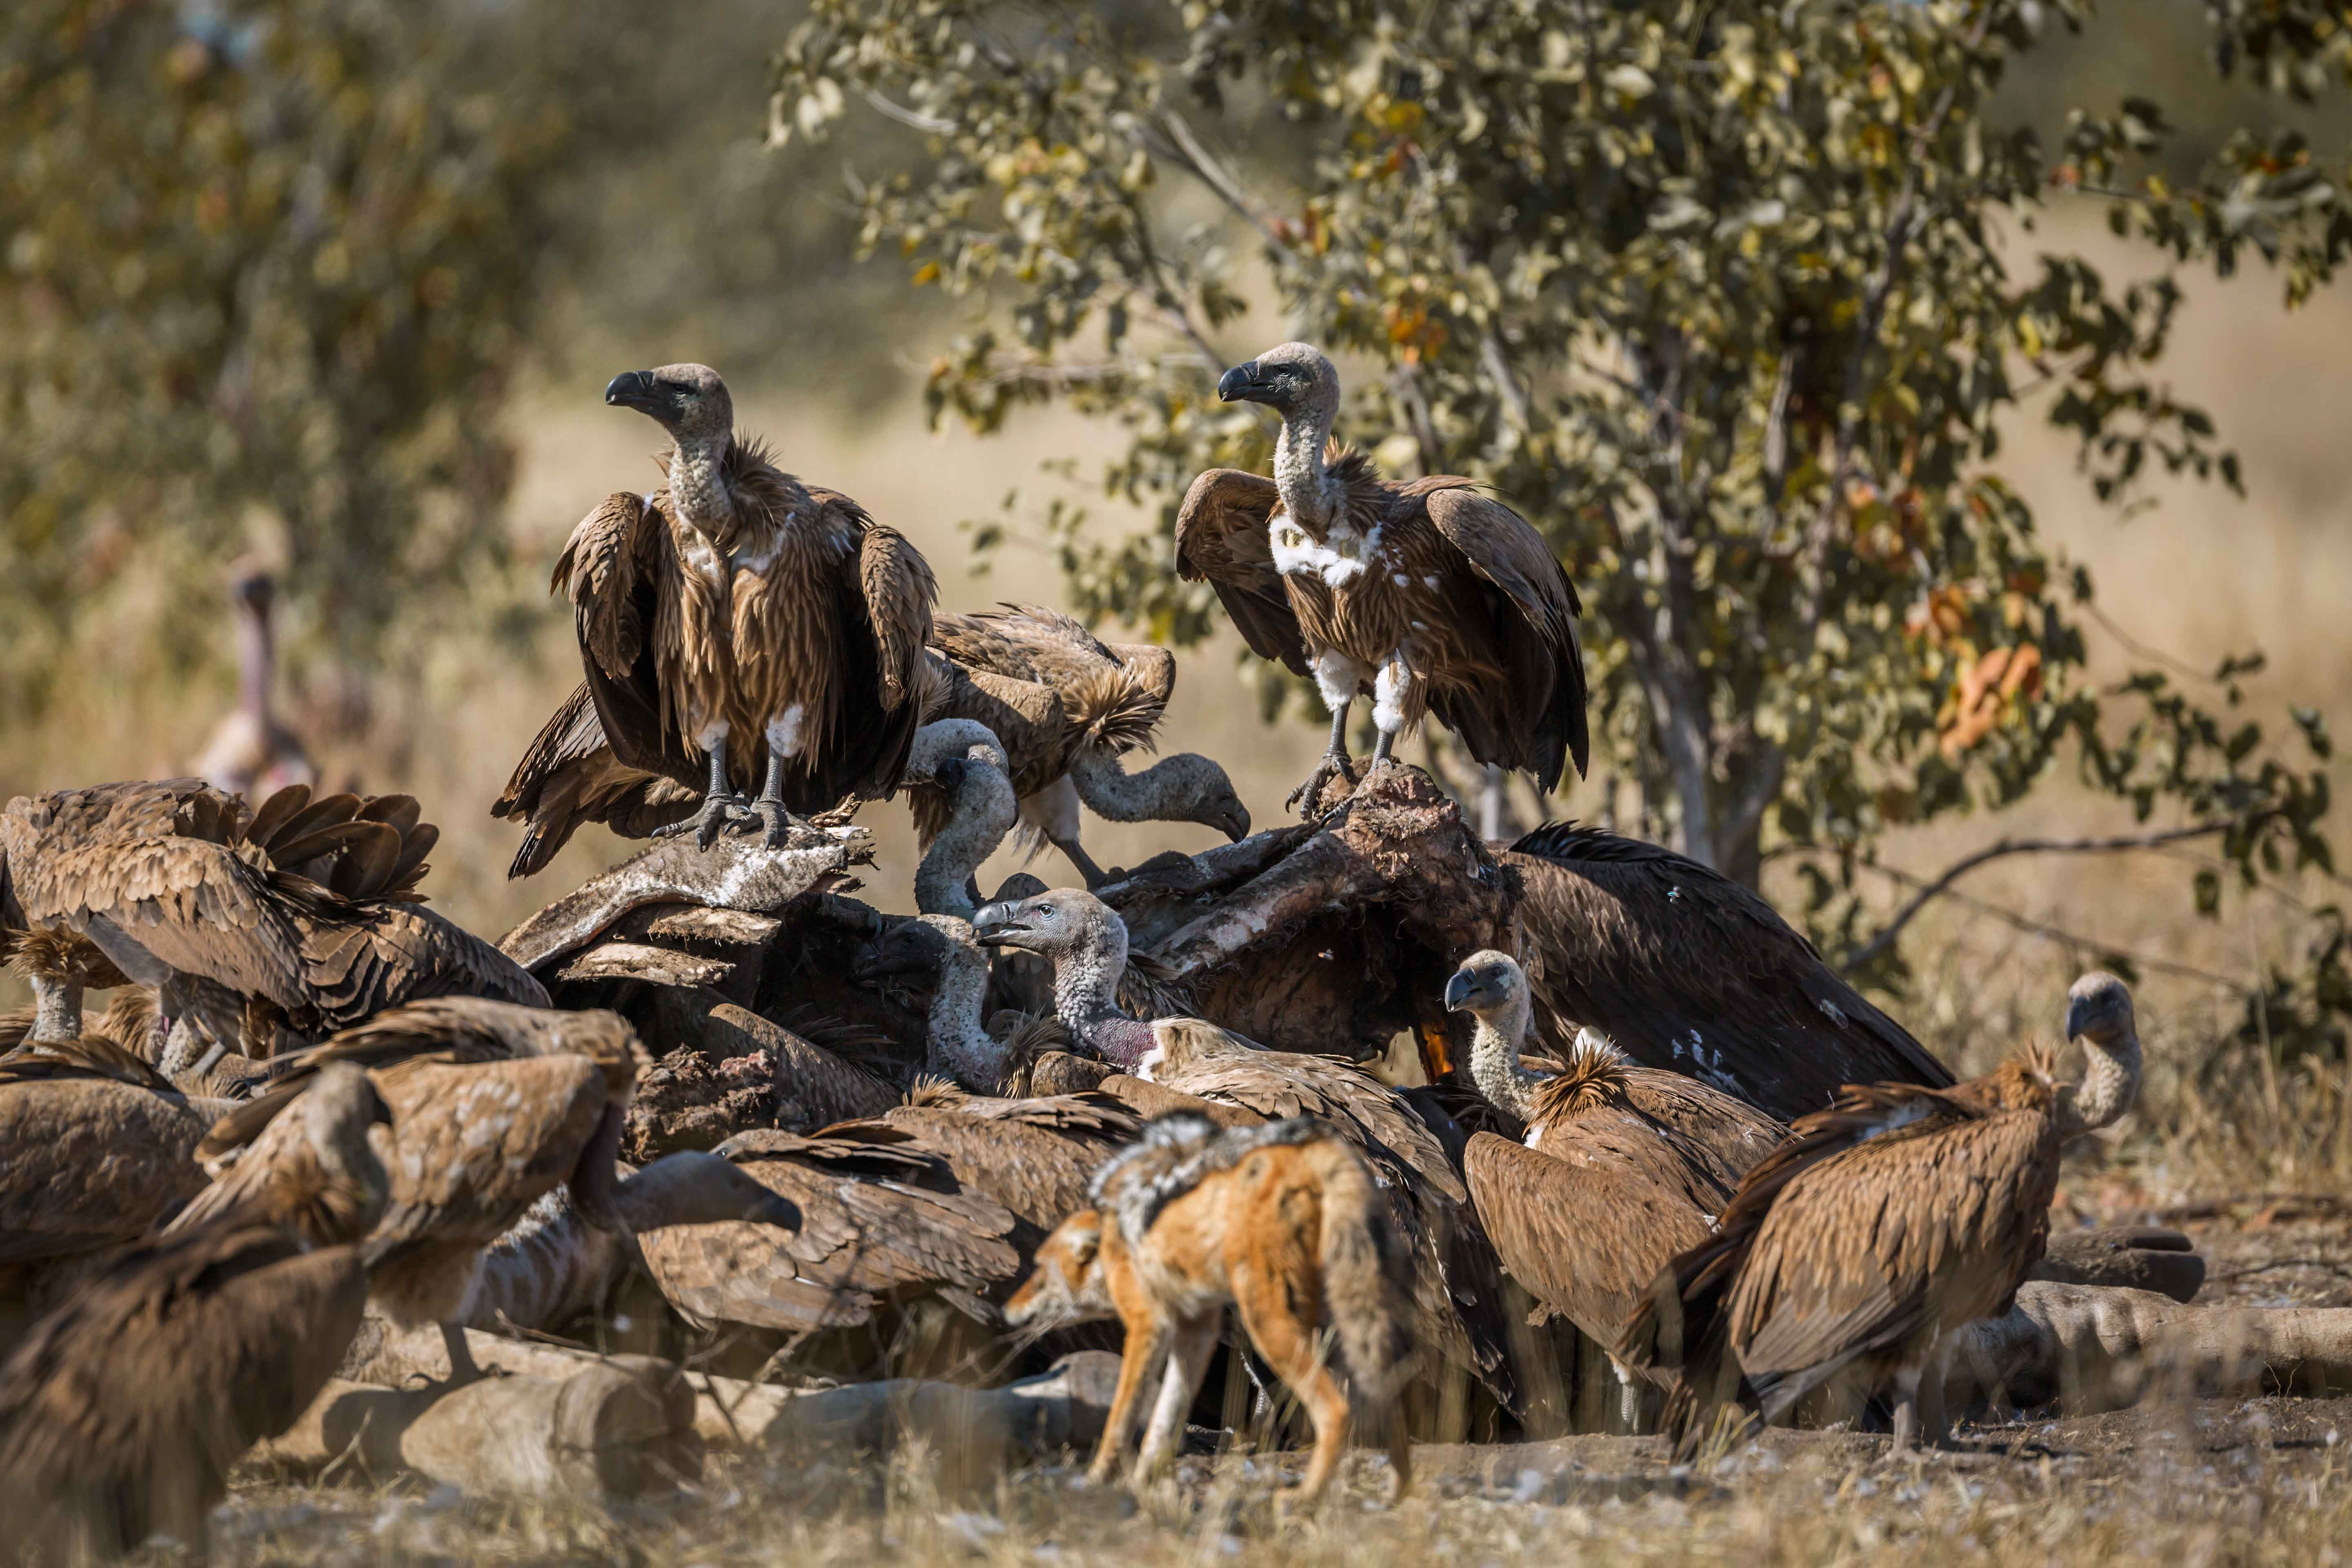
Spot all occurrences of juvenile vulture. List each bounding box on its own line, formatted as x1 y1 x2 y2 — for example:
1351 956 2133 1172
1445 964 1744 1430
0 1036 227 1311
179 997 647 1383
1182 341 1587 812
192 564 317 801
0 780 546 1067
927 604 1248 884
537 361 936 849
1445 951 1783 1182
1500 822 1952 1120
636 1124 1020 1334
1634 972 2145 1454
0 1064 390 1560
972 887 1496 1381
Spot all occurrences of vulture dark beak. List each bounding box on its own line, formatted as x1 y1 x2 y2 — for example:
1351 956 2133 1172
1216 361 1268 404
604 369 669 417
1443 971 1479 1013
933 757 967 793
972 901 1029 948
2065 991 2112 1042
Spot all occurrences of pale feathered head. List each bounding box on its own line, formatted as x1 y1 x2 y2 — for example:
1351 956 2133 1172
604 361 734 443
1217 341 1341 425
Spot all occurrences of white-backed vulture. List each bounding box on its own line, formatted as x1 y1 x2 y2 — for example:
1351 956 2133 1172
1182 342 1588 812
635 1125 1020 1334
0 780 546 1067
1445 951 1783 1183
179 997 646 1383
191 564 316 801
904 720 1022 921
926 604 1248 884
0 1064 390 1559
533 361 937 850
970 887 1495 1383
1499 822 1953 1120
0 1036 229 1311
1633 972 2145 1454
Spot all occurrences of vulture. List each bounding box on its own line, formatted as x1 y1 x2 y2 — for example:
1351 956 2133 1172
1443 963 1744 1430
853 911 1043 1090
635 1124 1020 1335
1499 822 1953 1120
0 1036 228 1312
530 360 937 850
904 720 1021 922
178 997 647 1384
491 682 702 878
1445 951 1782 1182
0 1064 390 1560
191 563 317 801
1182 341 1587 813
971 887 1497 1383
1633 972 2145 1454
926 604 1249 884
862 1079 1143 1252
0 924 134 1049
0 780 546 1069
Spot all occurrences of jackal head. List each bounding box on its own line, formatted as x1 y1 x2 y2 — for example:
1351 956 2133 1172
1004 1210 1116 1330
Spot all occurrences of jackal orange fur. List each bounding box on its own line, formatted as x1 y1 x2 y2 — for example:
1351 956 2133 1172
1004 1114 1417 1504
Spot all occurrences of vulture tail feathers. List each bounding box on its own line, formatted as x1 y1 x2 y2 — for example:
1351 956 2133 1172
1066 667 1165 755
243 785 314 851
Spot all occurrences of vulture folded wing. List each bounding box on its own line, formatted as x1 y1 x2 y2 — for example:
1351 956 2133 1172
0 1072 211 1266
295 906 551 1031
876 1102 1127 1236
1174 469 1309 674
365 1056 610 1257
555 492 657 681
1421 487 1590 782
1466 1127 1718 1355
858 521 939 714
493 684 699 877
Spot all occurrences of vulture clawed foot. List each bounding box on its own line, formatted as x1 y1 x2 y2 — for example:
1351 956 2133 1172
652 791 751 850
1284 751 1359 820
733 795 803 849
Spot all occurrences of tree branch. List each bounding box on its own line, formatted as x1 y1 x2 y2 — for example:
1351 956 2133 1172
1844 820 2239 971
1152 108 1292 256
855 85 956 135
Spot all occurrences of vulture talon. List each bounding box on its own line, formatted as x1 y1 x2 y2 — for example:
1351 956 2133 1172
651 793 747 850
733 797 800 849
1283 752 1357 819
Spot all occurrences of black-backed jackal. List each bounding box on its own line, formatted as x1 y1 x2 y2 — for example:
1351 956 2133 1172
1004 1114 1417 1504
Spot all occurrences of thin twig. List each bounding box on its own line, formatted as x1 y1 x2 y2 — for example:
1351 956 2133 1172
855 85 957 135
1844 821 2239 970
1154 108 1290 254
2212 1257 2352 1284
2082 596 2234 686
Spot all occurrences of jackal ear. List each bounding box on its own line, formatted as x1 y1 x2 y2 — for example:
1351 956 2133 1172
1067 1215 1102 1263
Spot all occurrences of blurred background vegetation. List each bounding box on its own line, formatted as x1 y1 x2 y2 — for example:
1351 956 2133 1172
7 0 2352 1196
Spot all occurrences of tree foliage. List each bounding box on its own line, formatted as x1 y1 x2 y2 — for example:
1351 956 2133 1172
771 0 2351 1047
0 0 565 706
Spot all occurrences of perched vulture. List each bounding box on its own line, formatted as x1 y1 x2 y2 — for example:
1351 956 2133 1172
635 1124 1020 1334
1444 951 1782 1182
1182 341 1587 812
0 780 546 1067
0 1036 228 1311
926 604 1248 884
971 886 1499 1385
179 997 647 1383
0 1065 390 1560
191 564 316 801
1500 822 1953 1120
522 361 936 851
1633 973 2145 1454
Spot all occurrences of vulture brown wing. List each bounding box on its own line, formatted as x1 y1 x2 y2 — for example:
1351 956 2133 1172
1621 1067 1786 1183
294 906 551 1033
1174 468 1310 674
0 1227 368 1557
555 491 655 681
876 1104 1122 1237
857 521 939 714
1466 1127 1717 1356
917 654 1074 802
0 1074 210 1266
928 609 1045 686
1421 486 1590 782
1506 824 1953 1120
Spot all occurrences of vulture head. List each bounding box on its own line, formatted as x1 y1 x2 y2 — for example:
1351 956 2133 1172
2061 969 2143 1133
972 888 1124 966
1162 753 1252 842
603 361 734 444
227 559 275 618
906 719 1012 791
302 1060 398 1234
1216 341 1341 425
1443 949 1526 1020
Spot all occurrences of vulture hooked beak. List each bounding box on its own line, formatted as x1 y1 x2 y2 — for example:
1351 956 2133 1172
971 902 1030 949
1443 970 1481 1013
2066 976 2132 1043
604 369 681 422
1216 360 1272 405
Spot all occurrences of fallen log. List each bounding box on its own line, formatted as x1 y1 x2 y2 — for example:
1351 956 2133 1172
258 1357 700 1497
2026 1225 2205 1302
1947 1281 2352 1415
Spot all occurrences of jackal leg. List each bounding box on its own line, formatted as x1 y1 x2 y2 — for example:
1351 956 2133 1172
1232 1269 1357 1506
1089 1315 1172 1485
1134 1312 1220 1483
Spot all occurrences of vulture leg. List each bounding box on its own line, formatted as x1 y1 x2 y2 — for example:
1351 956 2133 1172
156 1015 207 1079
439 1319 494 1387
739 751 806 849
26 972 82 1043
653 749 747 850
1285 702 1359 818
1056 835 1111 890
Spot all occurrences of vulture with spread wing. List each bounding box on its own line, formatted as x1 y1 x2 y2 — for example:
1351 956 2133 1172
512 362 936 853
1181 342 1588 813
0 781 545 1067
1501 823 1952 1120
